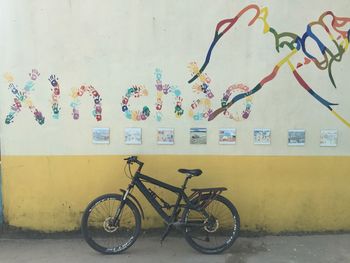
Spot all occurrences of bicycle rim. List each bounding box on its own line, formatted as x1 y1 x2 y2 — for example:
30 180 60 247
183 195 240 254
82 194 141 254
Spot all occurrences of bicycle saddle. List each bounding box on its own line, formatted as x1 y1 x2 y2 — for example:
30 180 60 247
178 169 202 176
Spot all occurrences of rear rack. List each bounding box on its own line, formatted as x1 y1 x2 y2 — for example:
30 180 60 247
189 187 227 209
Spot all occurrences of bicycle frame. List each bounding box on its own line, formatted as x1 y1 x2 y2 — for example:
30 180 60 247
124 171 197 225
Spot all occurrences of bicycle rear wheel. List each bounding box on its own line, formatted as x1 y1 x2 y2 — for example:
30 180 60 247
81 193 141 254
182 194 240 254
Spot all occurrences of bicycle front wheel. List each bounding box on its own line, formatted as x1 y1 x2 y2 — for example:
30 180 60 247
81 193 141 254
182 194 240 254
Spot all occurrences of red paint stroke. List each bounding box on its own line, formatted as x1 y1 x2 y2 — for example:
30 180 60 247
292 70 312 92
304 57 311 65
216 4 260 35
260 66 280 86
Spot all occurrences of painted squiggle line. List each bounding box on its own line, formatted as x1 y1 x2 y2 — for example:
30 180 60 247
4 69 45 125
259 8 349 89
48 74 61 119
121 85 150 121
188 4 260 84
191 4 350 127
70 85 102 121
154 68 184 121
259 9 349 126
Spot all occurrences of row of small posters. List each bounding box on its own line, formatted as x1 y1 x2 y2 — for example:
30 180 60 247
92 128 338 147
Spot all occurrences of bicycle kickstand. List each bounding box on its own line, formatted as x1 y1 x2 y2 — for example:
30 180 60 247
160 225 172 245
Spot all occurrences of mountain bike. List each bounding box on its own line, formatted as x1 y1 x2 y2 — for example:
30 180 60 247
81 156 240 254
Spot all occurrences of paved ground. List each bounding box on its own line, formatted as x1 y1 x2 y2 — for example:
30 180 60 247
0 233 349 263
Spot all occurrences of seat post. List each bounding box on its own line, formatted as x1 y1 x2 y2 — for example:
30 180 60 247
181 175 191 190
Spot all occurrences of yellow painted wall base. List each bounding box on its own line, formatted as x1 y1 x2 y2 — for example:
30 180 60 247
2 155 350 233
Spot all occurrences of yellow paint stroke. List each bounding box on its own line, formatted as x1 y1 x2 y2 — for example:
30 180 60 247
277 49 298 68
340 38 349 51
287 60 296 71
258 7 270 34
331 110 350 128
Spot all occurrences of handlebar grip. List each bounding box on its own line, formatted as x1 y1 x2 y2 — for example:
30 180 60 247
124 156 138 163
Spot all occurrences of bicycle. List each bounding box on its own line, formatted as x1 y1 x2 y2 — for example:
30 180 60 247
81 156 240 254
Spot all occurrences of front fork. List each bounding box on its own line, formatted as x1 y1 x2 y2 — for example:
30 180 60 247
111 185 133 226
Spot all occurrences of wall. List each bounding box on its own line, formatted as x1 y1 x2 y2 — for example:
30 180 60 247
0 0 349 232
0 162 3 225
2 155 350 232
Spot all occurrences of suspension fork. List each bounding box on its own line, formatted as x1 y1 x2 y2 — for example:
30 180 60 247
111 183 135 226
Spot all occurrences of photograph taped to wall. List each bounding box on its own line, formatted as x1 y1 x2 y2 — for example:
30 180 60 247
157 128 174 145
190 128 207 145
125 128 142 145
219 128 236 145
92 128 110 144
320 129 338 147
254 129 271 145
288 130 305 146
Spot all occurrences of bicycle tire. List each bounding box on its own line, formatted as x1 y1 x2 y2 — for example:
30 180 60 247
81 193 141 254
182 194 240 254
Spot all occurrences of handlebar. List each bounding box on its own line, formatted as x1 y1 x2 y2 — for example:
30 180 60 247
124 156 144 171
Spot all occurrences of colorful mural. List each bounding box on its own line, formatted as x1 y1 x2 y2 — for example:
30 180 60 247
188 4 350 127
154 69 184 121
70 85 102 121
121 85 150 121
4 70 45 125
188 62 253 121
2 5 349 127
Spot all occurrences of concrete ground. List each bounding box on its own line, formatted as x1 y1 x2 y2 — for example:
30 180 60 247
0 233 349 263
